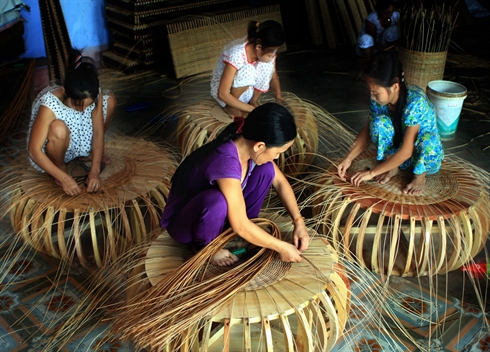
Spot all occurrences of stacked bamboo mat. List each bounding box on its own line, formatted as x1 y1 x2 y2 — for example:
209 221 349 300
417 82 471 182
39 0 72 82
307 0 374 48
102 0 240 74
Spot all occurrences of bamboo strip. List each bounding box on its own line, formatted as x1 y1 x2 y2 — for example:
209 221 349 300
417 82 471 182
304 0 323 46
334 0 357 45
318 0 337 49
347 0 362 34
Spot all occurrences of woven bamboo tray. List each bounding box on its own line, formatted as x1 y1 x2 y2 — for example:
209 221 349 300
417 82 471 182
128 219 350 351
312 150 489 277
397 46 447 91
8 137 177 268
176 93 318 175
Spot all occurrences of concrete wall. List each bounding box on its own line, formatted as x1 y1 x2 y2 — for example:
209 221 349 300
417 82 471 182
20 0 111 60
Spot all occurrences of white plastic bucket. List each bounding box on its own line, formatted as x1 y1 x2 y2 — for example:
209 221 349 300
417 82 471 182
426 80 467 140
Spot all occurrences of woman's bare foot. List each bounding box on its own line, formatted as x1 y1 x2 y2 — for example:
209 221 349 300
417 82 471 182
374 168 399 184
211 249 239 267
403 174 426 195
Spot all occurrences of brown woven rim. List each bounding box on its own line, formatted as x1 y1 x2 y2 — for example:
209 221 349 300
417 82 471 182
19 136 175 210
347 156 459 204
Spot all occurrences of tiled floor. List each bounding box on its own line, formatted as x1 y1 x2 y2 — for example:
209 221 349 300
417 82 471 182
1 16 490 352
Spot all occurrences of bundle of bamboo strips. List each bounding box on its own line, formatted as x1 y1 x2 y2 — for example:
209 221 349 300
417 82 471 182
111 218 284 349
400 0 458 53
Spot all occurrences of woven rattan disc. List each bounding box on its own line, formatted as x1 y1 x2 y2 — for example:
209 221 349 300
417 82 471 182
314 150 489 277
141 215 350 351
9 136 177 267
18 137 175 209
183 248 292 290
346 156 459 205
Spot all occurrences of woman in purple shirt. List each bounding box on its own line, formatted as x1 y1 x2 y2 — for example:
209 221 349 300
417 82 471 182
161 103 309 266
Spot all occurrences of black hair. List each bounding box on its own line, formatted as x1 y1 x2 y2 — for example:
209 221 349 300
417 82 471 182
376 0 394 11
364 51 407 148
171 103 297 196
247 20 285 52
63 48 99 105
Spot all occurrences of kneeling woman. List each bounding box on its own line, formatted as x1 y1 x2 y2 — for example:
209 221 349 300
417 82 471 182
27 49 116 196
161 103 309 266
338 51 444 194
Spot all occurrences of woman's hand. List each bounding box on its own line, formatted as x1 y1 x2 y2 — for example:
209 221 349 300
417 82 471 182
59 174 81 196
275 97 285 106
278 242 302 263
337 158 352 181
349 170 373 187
86 170 102 193
293 219 309 252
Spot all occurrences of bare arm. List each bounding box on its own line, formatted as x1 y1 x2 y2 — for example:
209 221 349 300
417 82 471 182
217 63 255 113
216 177 303 262
271 163 309 251
28 105 81 195
86 90 105 193
269 62 284 104
338 119 372 180
350 125 419 186
365 20 386 52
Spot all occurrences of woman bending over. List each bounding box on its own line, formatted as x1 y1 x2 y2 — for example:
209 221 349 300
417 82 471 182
161 103 309 266
27 49 116 196
338 51 443 195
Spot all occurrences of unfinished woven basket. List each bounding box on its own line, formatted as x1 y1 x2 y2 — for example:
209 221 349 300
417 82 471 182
127 218 350 351
7 136 177 268
312 150 490 277
176 93 319 175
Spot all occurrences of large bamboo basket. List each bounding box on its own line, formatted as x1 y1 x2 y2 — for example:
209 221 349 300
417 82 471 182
312 150 490 277
126 218 350 351
176 93 319 175
397 46 447 91
7 136 177 268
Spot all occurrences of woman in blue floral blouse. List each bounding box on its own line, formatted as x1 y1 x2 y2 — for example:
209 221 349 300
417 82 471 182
337 51 443 195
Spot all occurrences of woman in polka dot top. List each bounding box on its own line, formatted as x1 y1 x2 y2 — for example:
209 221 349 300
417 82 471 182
27 49 116 196
210 20 285 117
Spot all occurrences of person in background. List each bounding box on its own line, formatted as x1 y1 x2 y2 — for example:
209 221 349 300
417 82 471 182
356 0 400 59
210 20 285 117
